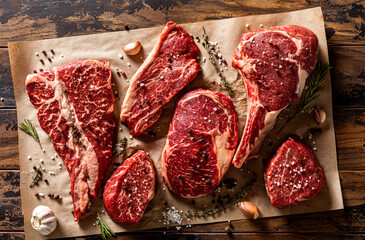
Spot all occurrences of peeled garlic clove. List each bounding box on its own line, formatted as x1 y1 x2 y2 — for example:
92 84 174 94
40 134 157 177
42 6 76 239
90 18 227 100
31 205 57 235
238 201 260 219
123 41 142 55
314 107 326 125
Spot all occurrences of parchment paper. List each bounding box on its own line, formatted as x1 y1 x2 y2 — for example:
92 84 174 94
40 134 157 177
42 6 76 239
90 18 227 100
8 7 343 240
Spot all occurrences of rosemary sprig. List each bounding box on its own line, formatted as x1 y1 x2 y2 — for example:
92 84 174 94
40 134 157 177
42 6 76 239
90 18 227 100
19 119 42 149
201 26 233 97
185 179 256 218
97 213 115 240
280 60 331 130
114 137 127 156
30 165 42 187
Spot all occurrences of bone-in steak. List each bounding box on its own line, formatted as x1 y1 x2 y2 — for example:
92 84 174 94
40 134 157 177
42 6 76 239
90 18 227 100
161 89 238 198
120 21 200 137
103 150 156 224
25 60 115 221
232 25 318 167
264 137 326 208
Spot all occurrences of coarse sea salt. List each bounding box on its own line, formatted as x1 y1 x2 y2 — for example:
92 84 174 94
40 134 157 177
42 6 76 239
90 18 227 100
162 206 183 225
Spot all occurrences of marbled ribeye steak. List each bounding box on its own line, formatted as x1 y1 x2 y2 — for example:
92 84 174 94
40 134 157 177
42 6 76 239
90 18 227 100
161 89 238 198
232 25 319 168
26 60 115 221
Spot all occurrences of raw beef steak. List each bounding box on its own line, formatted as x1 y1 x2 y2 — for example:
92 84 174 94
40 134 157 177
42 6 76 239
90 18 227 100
103 150 156 224
26 60 115 221
120 21 200 137
232 25 318 167
161 89 238 198
264 137 326 208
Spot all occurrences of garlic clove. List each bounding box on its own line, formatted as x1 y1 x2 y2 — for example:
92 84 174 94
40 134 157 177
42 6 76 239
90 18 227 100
123 41 142 55
238 201 260 219
314 107 326 125
31 205 57 235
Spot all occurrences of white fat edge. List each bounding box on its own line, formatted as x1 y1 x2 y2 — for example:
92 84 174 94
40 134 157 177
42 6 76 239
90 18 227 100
259 108 282 137
44 68 99 196
283 57 309 97
73 164 90 212
213 127 235 179
295 65 308 97
160 138 173 190
248 103 284 155
270 31 309 96
282 36 309 96
202 91 236 179
234 104 281 166
232 69 257 165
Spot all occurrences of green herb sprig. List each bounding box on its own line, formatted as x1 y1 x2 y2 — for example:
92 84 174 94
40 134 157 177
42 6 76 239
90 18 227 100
280 60 331 131
114 136 127 156
97 213 115 240
201 26 233 97
19 119 42 149
30 165 42 187
185 179 256 218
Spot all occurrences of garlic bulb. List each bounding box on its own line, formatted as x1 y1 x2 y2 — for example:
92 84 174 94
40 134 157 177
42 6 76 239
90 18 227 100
31 205 57 235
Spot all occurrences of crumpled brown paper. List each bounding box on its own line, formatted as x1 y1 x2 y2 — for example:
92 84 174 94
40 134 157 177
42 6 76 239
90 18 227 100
8 7 343 240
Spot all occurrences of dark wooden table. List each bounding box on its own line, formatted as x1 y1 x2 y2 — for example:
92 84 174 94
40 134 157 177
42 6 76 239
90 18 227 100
0 1 364 239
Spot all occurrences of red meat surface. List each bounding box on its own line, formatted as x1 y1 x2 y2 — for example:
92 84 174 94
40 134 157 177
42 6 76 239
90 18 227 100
161 89 238 198
26 60 115 221
120 21 200 137
264 138 326 208
232 25 319 167
103 150 156 224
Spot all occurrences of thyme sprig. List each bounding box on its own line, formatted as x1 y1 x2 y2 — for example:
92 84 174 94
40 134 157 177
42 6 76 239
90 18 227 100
201 26 233 97
280 60 331 131
30 165 42 187
185 179 256 218
19 119 42 149
97 213 115 240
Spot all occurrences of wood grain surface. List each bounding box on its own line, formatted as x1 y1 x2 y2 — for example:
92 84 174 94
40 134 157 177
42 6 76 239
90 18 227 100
0 0 364 239
0 0 364 46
